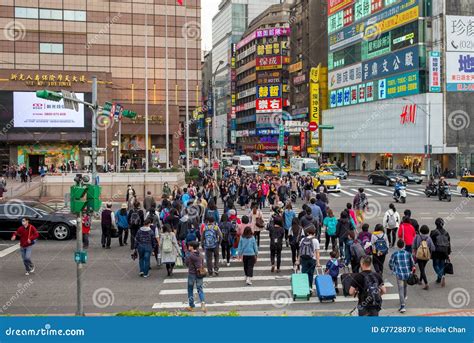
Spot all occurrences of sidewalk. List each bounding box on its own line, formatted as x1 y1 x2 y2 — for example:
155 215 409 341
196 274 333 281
1 176 42 199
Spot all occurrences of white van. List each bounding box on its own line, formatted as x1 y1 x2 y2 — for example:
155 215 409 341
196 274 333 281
290 157 319 176
231 155 256 173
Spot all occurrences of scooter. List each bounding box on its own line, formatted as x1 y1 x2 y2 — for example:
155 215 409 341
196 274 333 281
438 185 452 202
424 183 438 197
393 186 407 203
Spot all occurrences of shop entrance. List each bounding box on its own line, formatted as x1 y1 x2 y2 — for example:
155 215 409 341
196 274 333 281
28 155 45 174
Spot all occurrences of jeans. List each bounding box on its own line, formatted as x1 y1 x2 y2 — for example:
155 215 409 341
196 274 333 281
243 255 256 277
187 274 205 307
396 278 407 307
83 233 89 249
205 247 219 274
20 246 33 272
221 241 231 263
300 256 316 288
270 244 282 269
339 237 350 261
101 223 112 247
417 259 428 285
433 258 446 280
373 253 386 275
254 231 261 247
260 196 266 209
137 245 152 275
118 227 129 245
386 228 398 247
325 233 337 251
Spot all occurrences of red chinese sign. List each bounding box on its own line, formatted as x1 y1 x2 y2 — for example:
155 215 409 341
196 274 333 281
328 0 354 15
256 56 283 70
343 6 353 27
256 98 282 113
371 0 383 13
400 104 417 125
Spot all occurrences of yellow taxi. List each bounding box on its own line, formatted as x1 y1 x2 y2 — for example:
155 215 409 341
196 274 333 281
457 175 474 197
258 161 274 173
271 163 291 175
313 172 341 192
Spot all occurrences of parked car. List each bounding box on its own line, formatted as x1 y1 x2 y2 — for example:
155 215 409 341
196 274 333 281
368 170 408 186
457 175 474 197
320 163 348 179
0 201 77 240
395 169 424 184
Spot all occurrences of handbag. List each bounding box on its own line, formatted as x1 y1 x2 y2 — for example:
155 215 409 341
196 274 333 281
444 259 454 275
175 255 184 268
407 272 419 286
196 256 208 278
131 250 138 261
256 216 265 229
28 225 37 246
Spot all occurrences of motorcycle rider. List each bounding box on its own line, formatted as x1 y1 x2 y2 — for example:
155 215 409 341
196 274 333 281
438 176 449 198
393 178 404 199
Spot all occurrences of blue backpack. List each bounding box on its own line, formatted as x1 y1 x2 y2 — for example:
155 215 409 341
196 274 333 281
325 217 338 236
185 228 198 243
374 234 388 255
203 225 218 249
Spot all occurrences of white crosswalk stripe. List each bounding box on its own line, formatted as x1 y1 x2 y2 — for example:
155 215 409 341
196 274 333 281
151 203 402 312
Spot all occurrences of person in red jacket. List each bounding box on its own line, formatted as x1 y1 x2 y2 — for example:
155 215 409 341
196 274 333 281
11 217 39 275
398 216 416 253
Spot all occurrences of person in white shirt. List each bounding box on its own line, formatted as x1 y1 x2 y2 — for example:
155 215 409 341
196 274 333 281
383 203 401 248
297 226 321 291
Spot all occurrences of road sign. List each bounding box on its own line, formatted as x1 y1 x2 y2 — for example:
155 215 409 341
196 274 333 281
309 122 319 132
212 161 219 170
278 124 285 147
61 90 79 112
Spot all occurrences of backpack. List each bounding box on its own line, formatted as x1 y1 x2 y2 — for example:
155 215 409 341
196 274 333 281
230 220 238 236
374 234 388 255
387 212 398 229
434 230 450 254
362 272 383 309
203 225 218 249
358 193 368 209
325 217 337 236
416 238 431 261
360 233 372 255
130 210 141 226
185 227 197 243
327 260 340 278
351 242 366 262
290 227 303 247
162 234 173 253
299 237 315 258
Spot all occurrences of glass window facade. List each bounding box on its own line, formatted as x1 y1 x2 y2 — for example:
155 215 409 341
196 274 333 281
40 43 64 54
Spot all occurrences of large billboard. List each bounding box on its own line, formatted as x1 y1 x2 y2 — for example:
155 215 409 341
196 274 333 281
13 92 84 128
446 52 474 92
445 16 474 52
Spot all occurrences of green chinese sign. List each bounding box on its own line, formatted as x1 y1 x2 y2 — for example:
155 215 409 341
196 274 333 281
385 0 398 6
354 0 371 22
328 10 344 34
362 31 391 60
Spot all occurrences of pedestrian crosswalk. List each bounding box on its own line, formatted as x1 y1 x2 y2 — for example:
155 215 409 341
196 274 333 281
328 186 461 198
152 206 402 313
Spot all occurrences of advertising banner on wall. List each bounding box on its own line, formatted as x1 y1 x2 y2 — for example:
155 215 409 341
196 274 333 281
362 45 419 82
328 63 363 90
309 83 320 146
256 98 282 113
445 16 474 52
13 92 84 128
328 0 354 15
429 51 441 92
446 52 474 92
256 56 289 71
257 85 282 98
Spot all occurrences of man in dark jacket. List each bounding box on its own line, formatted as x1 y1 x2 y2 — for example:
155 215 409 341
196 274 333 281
143 191 156 212
101 203 115 249
128 202 144 250
185 241 207 312
267 214 285 273
300 207 320 235
336 211 353 262
315 194 327 219
430 218 451 287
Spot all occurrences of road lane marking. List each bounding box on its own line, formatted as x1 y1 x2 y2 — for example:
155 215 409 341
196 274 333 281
340 190 355 197
364 189 387 196
152 294 400 309
0 243 20 258
351 189 371 196
171 266 294 273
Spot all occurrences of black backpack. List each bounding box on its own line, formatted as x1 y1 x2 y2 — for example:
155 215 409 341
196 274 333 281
434 229 450 254
362 272 383 309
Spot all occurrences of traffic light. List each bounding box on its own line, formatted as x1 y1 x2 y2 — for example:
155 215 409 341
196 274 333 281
86 185 102 212
101 102 113 117
122 110 137 119
36 90 63 102
70 185 87 214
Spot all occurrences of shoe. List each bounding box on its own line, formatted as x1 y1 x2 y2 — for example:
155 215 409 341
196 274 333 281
214 271 219 276
423 284 429 290
441 276 446 287
226 262 230 267
139 272 144 277
247 278 252 285
201 302 207 313
106 246 111 249
30 265 35 273
276 269 281 273
436 278 441 284
184 306 194 312
271 265 275 273
399 306 406 313
143 274 149 278
120 244 124 247
124 242 128 245
25 272 30 276
102 245 105 248
336 288 340 294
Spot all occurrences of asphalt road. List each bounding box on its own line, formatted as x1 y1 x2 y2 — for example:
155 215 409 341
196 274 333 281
0 177 473 316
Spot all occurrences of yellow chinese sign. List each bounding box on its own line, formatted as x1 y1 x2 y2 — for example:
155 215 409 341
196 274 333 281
257 43 281 56
10 72 87 87
289 61 303 74
282 84 289 93
365 6 419 40
310 64 321 83
309 82 320 147
257 85 281 98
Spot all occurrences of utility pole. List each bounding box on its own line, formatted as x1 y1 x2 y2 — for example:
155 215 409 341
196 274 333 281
91 76 98 185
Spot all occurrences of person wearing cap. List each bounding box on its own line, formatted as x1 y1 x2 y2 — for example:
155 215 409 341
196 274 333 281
116 203 130 246
101 203 115 249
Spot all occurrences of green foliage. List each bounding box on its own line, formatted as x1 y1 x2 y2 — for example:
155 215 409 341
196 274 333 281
213 311 240 317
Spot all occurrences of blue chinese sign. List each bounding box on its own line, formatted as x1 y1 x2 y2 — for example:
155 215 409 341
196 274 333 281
385 70 420 99
362 45 419 81
257 84 282 98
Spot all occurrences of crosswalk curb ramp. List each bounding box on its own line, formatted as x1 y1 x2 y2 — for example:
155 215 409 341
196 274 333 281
152 205 401 311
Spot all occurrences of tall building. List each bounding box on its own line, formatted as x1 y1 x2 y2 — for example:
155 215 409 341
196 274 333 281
211 0 283 154
0 0 201 172
320 0 472 175
233 2 292 156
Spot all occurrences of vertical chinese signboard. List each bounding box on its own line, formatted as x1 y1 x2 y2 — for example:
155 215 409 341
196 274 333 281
429 51 441 92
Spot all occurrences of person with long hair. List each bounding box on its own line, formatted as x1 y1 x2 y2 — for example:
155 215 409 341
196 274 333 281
383 203 401 248
237 226 258 285
371 224 390 276
322 208 338 251
288 217 304 271
250 203 264 247
159 224 181 276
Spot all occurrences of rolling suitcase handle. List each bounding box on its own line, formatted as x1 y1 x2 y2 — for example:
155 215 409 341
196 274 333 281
315 266 325 276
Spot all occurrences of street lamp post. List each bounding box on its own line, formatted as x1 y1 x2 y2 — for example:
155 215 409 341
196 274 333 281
212 60 224 160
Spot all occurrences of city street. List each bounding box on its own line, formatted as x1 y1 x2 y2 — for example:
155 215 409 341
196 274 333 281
1 177 472 316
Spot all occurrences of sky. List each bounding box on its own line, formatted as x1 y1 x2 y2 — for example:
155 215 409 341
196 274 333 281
201 0 221 52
